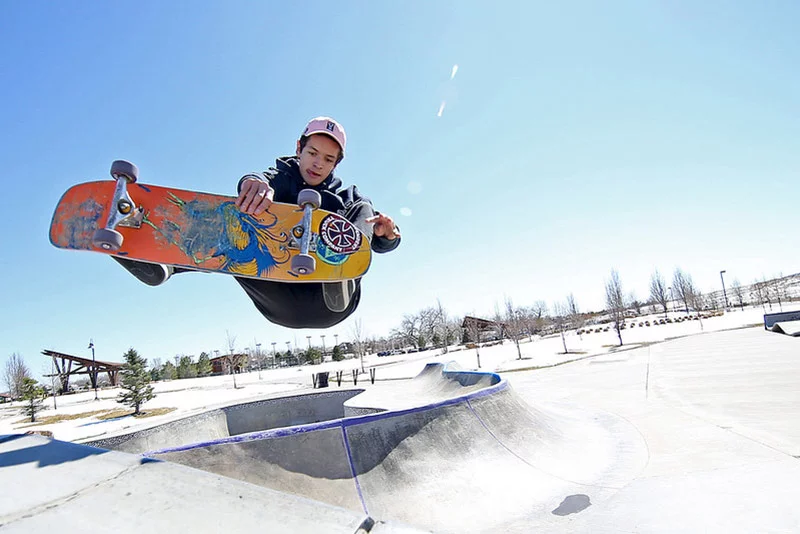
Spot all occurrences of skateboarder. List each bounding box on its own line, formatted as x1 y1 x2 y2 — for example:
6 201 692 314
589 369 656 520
114 116 401 328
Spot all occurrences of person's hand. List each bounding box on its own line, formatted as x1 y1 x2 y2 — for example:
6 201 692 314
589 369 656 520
366 213 400 240
236 177 274 215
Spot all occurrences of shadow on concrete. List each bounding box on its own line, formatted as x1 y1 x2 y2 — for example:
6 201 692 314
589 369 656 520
0 434 156 468
552 494 592 516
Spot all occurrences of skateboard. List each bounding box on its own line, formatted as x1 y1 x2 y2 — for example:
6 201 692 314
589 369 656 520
49 160 372 282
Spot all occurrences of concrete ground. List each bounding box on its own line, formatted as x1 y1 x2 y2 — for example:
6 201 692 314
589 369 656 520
510 326 800 533
2 321 799 533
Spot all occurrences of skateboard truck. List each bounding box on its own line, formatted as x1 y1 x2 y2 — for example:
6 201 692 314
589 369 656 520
92 160 144 252
290 189 322 275
288 227 318 253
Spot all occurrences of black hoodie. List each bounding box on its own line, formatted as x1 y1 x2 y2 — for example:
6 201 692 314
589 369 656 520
234 156 400 328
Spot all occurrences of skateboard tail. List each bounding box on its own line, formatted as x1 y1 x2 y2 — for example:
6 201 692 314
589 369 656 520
49 182 108 251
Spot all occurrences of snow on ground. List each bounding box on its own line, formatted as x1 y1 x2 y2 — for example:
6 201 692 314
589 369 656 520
1 304 791 443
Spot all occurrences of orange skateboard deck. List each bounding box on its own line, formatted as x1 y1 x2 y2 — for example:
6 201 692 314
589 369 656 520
50 162 371 282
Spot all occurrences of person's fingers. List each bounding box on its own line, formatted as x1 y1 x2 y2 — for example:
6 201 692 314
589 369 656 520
242 189 259 213
363 214 400 239
253 195 273 215
238 181 273 214
236 178 258 209
235 190 247 209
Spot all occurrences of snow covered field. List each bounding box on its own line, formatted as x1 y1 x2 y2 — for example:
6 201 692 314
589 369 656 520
1 304 792 443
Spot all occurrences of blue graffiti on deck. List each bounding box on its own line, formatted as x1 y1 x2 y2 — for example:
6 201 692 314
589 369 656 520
61 199 104 248
150 194 289 276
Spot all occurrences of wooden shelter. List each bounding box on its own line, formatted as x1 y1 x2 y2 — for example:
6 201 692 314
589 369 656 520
42 349 124 393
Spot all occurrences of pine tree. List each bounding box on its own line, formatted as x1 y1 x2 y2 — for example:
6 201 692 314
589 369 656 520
196 352 212 377
177 355 197 379
117 348 155 415
149 366 162 382
21 377 46 423
305 347 322 365
161 361 177 380
332 345 345 362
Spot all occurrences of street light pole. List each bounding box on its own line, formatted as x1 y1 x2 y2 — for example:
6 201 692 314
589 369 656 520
720 270 729 310
271 342 277 368
321 335 326 358
88 340 98 401
50 355 58 410
255 342 262 379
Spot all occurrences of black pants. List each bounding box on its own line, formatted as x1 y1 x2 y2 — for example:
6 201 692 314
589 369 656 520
235 277 362 329
236 198 374 328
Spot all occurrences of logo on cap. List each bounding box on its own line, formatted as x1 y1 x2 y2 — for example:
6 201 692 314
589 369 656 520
326 121 336 132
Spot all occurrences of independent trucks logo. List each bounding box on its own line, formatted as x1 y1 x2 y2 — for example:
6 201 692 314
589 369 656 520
319 214 360 255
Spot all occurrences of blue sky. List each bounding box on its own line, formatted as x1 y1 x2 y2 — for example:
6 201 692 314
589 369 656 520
2 1 799 379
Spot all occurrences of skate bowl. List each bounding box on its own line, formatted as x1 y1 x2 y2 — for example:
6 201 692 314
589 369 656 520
85 362 648 533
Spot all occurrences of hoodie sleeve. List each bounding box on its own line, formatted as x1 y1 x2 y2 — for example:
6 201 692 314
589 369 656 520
341 185 402 254
371 217 401 254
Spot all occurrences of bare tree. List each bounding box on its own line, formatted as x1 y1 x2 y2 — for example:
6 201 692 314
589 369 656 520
492 304 505 342
351 318 365 372
433 300 449 352
566 293 584 339
464 317 482 368
552 301 570 354
4 353 30 400
527 301 548 340
566 293 583 328
518 308 535 342
762 276 775 311
649 269 669 317
730 278 745 310
750 278 769 312
531 301 548 321
672 268 692 314
605 269 626 346
503 298 526 360
417 307 440 349
772 276 786 311
224 330 239 389
394 313 421 349
687 288 706 330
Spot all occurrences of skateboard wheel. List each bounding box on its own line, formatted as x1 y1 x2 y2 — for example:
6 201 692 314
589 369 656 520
291 254 316 275
110 160 139 183
297 189 321 209
92 228 124 251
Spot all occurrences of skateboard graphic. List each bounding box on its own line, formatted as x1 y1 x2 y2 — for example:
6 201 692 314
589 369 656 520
49 160 371 282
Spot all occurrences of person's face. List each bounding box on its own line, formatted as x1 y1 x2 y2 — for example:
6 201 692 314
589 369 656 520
296 135 341 186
